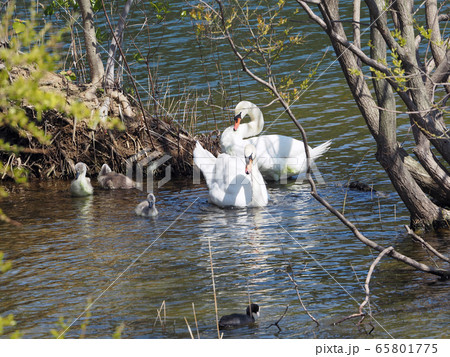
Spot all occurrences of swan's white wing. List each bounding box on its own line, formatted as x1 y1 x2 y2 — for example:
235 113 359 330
193 141 217 188
310 140 332 160
194 140 268 208
244 135 300 179
245 135 331 180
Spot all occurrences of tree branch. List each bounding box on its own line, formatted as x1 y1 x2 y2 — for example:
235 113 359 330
427 48 450 95
104 0 134 89
334 246 394 327
405 225 450 263
295 0 328 31
266 305 289 332
286 270 319 326
214 0 450 277
77 0 104 86
353 0 362 68
359 246 394 314
426 0 446 67
99 0 155 149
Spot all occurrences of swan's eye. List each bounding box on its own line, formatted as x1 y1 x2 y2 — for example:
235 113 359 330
234 112 242 122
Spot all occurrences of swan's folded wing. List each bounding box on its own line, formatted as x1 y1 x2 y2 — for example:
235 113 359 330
310 140 332 160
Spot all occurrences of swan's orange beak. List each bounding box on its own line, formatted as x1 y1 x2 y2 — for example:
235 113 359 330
245 157 253 175
233 113 242 131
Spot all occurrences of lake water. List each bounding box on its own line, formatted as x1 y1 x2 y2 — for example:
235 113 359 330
0 0 449 339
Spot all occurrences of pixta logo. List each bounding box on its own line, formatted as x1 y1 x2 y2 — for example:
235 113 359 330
193 154 326 185
126 150 171 193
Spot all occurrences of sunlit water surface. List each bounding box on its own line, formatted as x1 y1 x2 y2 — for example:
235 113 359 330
0 176 448 339
1 0 449 339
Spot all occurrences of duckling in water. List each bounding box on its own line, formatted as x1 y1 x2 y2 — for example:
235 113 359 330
98 163 135 189
70 162 93 197
135 193 158 217
219 303 260 329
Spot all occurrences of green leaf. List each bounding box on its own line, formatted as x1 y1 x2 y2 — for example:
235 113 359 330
133 53 145 63
112 323 125 339
60 70 77 81
13 19 26 35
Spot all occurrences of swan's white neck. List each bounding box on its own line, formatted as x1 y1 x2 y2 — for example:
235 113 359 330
240 106 264 139
220 105 264 154
249 165 265 207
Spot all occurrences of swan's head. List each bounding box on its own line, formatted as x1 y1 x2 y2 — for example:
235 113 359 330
99 163 112 177
74 162 88 179
147 193 156 208
244 144 257 175
233 101 255 131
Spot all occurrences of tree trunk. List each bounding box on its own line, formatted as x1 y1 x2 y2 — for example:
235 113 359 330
308 0 450 229
104 0 134 89
77 0 104 86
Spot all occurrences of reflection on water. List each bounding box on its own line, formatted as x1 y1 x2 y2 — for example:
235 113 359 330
0 177 448 339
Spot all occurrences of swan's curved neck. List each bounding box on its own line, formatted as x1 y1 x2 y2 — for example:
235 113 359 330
240 106 264 139
249 166 264 207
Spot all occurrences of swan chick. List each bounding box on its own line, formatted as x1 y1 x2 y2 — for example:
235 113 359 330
135 193 158 217
98 163 136 189
70 162 94 197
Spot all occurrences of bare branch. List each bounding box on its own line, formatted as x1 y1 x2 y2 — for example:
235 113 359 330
411 126 450 200
353 0 362 68
359 247 394 314
286 270 319 326
104 0 134 89
427 49 450 94
99 0 155 149
214 0 450 277
334 246 394 326
405 225 450 263
266 305 289 332
426 0 446 67
296 0 328 30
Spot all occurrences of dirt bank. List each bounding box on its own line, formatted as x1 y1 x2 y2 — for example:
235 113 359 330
0 67 221 181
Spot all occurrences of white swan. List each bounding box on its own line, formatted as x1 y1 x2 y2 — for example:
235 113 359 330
220 101 332 181
98 163 136 189
70 162 94 197
193 141 268 208
135 193 158 217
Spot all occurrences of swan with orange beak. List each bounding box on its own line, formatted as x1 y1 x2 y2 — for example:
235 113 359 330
245 144 255 175
193 142 268 208
221 101 331 181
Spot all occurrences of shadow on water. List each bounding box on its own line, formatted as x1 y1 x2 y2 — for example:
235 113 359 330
0 177 448 339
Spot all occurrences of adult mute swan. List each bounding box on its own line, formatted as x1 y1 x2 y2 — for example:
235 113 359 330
193 141 268 208
70 162 94 197
220 101 332 181
135 193 158 217
98 163 136 189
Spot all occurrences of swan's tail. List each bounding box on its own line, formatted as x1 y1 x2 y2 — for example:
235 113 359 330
193 141 216 187
310 140 332 160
